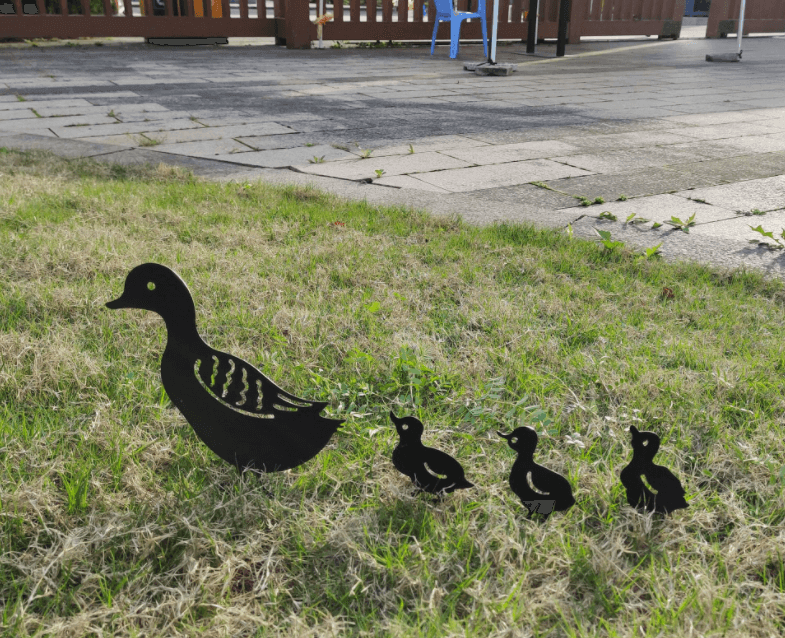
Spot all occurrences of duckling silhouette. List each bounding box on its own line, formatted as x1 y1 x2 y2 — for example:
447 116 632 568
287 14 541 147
620 425 688 515
498 426 575 519
106 263 343 473
389 412 473 495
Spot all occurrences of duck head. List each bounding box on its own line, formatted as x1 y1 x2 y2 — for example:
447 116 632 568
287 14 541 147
498 426 538 455
629 425 660 461
389 411 424 442
106 263 197 334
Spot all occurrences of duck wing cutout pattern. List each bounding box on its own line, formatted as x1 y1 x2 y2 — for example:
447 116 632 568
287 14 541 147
390 412 473 495
106 263 343 473
499 427 575 520
620 426 688 515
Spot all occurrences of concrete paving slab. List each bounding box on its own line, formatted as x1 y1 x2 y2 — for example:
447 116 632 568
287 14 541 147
0 110 37 121
552 146 709 175
662 122 777 140
544 167 707 201
148 122 295 145
33 105 117 118
296 151 472 181
349 135 490 158
0 115 118 132
374 175 451 192
709 133 785 154
468 183 581 209
439 140 581 165
235 132 344 151
688 212 785 245
673 175 785 214
88 148 243 176
573 193 738 226
214 144 356 168
662 111 776 126
412 160 593 193
0 98 94 111
73 133 152 147
568 131 692 151
0 133 130 158
154 138 253 158
0 95 20 103
51 119 203 139
28 91 143 101
115 110 198 123
426 194 583 229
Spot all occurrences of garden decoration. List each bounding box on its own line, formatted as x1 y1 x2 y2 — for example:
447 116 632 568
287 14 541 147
390 412 474 495
498 427 575 519
106 263 343 473
620 426 689 515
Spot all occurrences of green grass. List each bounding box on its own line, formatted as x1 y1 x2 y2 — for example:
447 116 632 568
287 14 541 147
1 149 784 637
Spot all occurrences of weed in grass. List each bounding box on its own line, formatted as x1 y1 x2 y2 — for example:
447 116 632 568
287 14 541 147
16 94 26 102
749 225 785 248
138 137 162 147
408 144 414 154
617 194 628 201
593 196 605 205
306 142 316 147
107 109 116 118
625 213 649 225
2 148 785 637
308 155 326 164
652 221 663 229
598 211 617 221
594 228 624 251
30 109 42 118
360 149 373 159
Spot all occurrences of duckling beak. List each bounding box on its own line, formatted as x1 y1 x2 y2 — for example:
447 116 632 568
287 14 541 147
105 294 131 310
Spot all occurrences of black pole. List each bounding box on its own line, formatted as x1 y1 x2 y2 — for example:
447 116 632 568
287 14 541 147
526 0 539 54
556 0 570 57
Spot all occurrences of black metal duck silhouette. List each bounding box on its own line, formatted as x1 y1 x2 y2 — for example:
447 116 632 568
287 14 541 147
620 425 688 515
389 412 473 495
106 263 343 473
498 426 575 519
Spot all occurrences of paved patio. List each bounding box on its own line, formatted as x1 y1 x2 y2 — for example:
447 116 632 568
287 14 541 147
2 30 785 276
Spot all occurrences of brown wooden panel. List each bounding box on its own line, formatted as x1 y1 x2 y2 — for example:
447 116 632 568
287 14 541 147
332 0 343 21
164 0 173 16
0 15 277 37
204 0 212 19
510 0 522 22
588 0 601 20
381 0 392 22
498 0 509 22
81 0 90 16
11 0 23 14
34 0 46 15
367 0 376 21
320 18 555 38
239 0 248 18
350 0 360 21
600 0 612 21
613 0 625 21
580 17 666 34
413 0 422 21
123 0 132 16
221 0 230 18
397 0 406 21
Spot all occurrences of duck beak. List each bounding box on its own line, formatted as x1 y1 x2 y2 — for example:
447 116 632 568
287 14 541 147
105 294 130 310
389 411 400 425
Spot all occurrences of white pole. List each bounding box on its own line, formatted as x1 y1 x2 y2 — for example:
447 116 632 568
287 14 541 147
319 0 324 49
490 0 499 63
534 8 538 43
737 0 746 58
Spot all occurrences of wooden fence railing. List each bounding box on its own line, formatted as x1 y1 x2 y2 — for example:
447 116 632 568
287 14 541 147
0 0 687 48
0 0 278 38
706 0 785 38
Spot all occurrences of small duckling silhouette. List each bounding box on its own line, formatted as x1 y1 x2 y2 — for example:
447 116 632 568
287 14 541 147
389 412 473 495
106 263 343 474
620 425 688 515
498 427 575 519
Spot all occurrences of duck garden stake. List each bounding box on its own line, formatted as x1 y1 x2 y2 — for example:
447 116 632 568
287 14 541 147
620 425 688 515
498 427 575 519
106 263 343 473
389 412 473 496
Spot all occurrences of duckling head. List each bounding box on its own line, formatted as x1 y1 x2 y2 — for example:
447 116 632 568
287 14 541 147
629 425 660 461
389 411 424 442
497 426 538 454
106 263 196 333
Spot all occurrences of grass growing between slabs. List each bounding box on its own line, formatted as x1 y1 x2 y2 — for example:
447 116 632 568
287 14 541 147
1 147 784 637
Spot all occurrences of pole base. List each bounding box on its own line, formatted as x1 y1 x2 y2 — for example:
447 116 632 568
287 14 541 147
464 62 517 76
705 52 740 62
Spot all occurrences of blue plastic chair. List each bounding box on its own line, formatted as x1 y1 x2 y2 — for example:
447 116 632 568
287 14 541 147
430 0 488 59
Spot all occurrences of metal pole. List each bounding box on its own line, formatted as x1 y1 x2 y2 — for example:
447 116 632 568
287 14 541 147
319 0 323 49
737 0 746 58
556 0 569 57
489 0 500 63
526 0 538 54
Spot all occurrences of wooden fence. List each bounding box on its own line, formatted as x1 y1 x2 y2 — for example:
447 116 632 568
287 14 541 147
706 0 785 38
0 0 686 47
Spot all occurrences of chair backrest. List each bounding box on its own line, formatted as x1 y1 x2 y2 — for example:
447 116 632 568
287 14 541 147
431 0 486 17
431 0 454 17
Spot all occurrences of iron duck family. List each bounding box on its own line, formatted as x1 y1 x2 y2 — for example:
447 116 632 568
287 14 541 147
106 263 343 473
620 425 688 514
389 412 473 495
498 426 575 519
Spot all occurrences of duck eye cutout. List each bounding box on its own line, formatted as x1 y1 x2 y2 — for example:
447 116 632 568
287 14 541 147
511 437 518 444
642 440 649 446
402 424 409 430
147 281 156 291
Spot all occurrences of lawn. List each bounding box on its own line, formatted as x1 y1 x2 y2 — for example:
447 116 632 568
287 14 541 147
1 148 784 637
